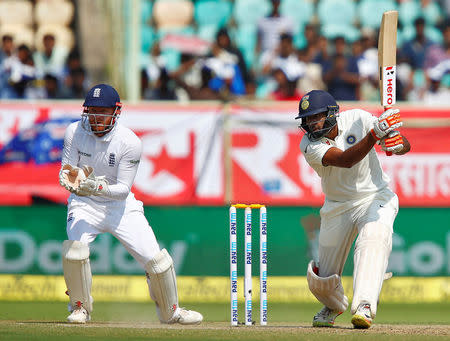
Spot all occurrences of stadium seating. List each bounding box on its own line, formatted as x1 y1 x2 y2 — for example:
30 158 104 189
35 24 75 52
321 24 361 42
194 0 233 42
358 0 398 29
399 0 442 27
233 0 271 27
35 0 74 26
0 24 34 48
153 0 194 30
279 0 314 32
317 0 356 27
0 0 33 26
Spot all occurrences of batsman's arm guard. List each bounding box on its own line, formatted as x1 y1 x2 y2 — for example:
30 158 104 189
307 260 348 312
145 249 179 323
62 240 93 313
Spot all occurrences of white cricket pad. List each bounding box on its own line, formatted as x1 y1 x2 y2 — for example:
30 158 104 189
352 222 392 317
145 248 179 323
62 240 93 313
307 260 348 312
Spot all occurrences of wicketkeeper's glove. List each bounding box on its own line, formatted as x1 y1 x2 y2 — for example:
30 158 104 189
59 165 93 193
76 169 110 197
371 108 402 140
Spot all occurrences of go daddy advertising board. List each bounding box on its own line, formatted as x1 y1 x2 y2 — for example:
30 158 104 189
0 206 449 277
0 102 449 206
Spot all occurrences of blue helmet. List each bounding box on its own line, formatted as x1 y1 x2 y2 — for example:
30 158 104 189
295 90 339 141
81 84 122 135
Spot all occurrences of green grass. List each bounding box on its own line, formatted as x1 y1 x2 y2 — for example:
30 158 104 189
0 302 449 341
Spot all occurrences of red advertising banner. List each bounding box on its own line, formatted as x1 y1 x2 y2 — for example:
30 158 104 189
0 102 449 206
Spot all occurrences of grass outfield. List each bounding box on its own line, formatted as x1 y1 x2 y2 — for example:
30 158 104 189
0 302 449 340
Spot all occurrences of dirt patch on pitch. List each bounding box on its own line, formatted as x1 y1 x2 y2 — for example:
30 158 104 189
62 322 449 336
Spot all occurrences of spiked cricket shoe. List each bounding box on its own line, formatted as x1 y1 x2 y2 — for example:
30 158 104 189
351 303 372 329
67 304 90 324
174 308 203 325
312 306 342 327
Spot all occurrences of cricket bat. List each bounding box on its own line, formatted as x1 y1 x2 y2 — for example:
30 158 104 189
378 10 398 156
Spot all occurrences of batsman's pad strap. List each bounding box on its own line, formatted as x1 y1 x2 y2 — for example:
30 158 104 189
62 240 93 313
307 260 349 312
145 249 179 323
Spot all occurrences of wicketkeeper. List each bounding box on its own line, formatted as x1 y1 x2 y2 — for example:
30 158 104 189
59 84 203 324
295 90 410 329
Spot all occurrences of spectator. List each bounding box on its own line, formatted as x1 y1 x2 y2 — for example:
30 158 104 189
260 33 305 80
172 65 222 100
401 17 434 70
424 21 450 71
269 68 302 101
423 63 450 104
304 24 320 52
311 35 330 70
256 0 294 55
257 33 305 98
1 44 38 99
43 73 66 99
64 67 89 99
0 35 14 65
215 28 250 85
322 37 360 101
356 29 379 101
297 45 326 93
33 33 69 80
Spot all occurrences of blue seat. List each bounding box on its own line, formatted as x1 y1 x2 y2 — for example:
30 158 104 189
233 0 271 27
194 0 232 27
402 25 443 45
197 24 220 42
141 0 153 24
318 0 356 27
280 0 314 31
321 24 360 43
161 48 181 71
398 0 420 27
399 0 442 27
141 25 155 53
232 24 257 67
358 0 398 29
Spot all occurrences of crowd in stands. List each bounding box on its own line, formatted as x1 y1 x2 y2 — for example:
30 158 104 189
0 0 448 103
0 33 89 100
141 0 450 103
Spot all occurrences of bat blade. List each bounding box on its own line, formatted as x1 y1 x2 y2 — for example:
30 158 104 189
378 10 398 108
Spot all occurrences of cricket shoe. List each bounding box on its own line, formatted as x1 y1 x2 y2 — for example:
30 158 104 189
312 306 342 327
67 302 90 324
172 308 203 325
351 303 372 329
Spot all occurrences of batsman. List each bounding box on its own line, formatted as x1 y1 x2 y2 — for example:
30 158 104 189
58 84 203 325
295 90 410 329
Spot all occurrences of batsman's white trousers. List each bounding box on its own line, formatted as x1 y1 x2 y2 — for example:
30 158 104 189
66 196 160 266
317 188 398 314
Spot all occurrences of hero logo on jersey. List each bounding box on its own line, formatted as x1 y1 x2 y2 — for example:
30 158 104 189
108 153 115 166
93 88 101 97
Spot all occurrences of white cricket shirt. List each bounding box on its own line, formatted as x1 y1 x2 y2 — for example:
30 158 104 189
300 109 390 202
62 121 142 205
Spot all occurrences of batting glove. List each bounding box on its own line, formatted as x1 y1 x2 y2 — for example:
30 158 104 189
370 108 402 140
381 130 404 154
